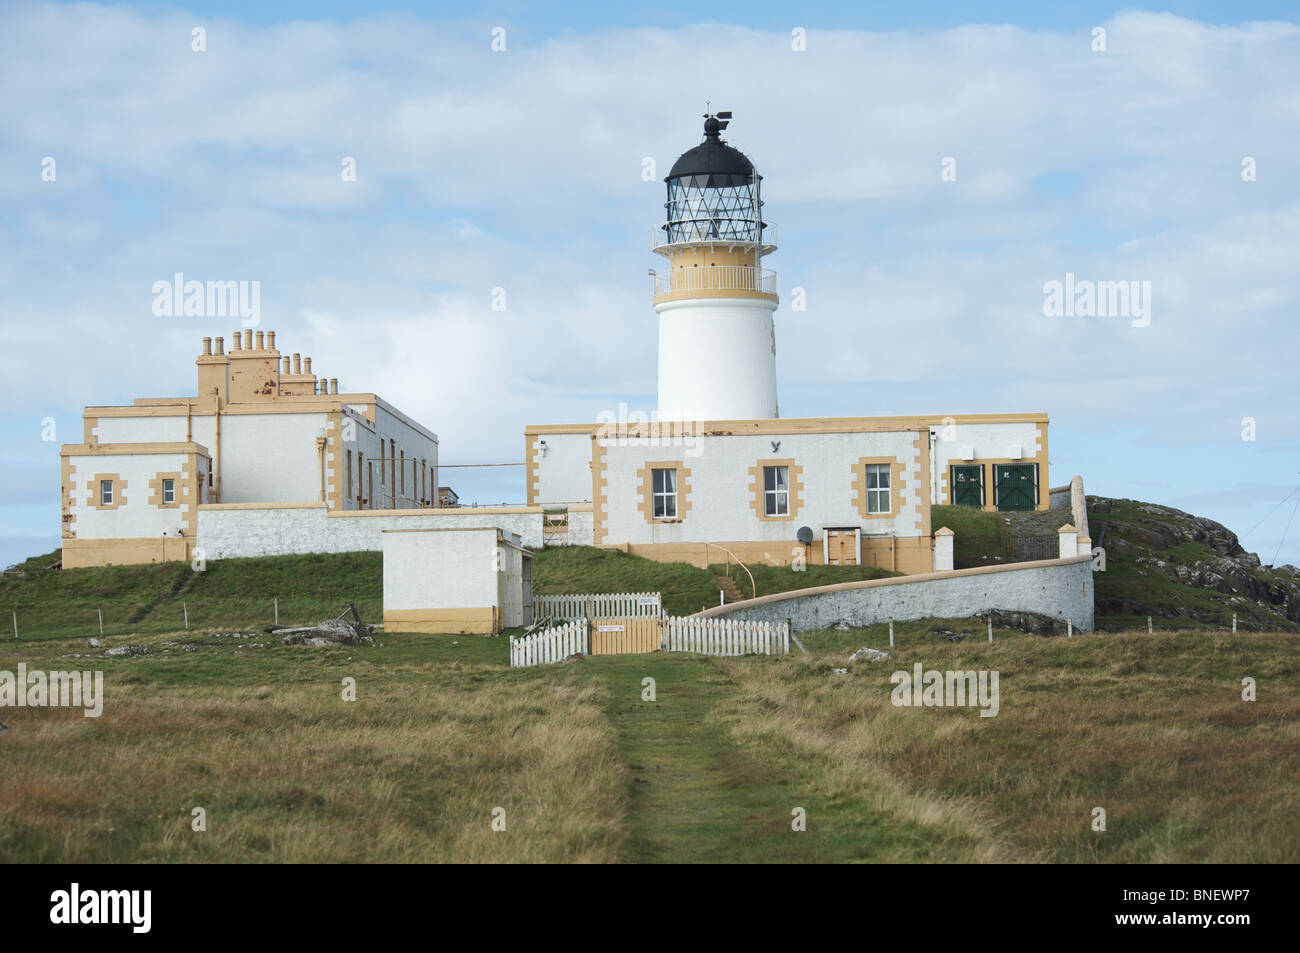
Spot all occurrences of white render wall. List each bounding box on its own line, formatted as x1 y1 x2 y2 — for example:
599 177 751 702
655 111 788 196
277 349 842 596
698 555 1095 633
567 507 595 546
196 504 544 559
69 450 199 539
656 297 779 421
531 432 593 504
929 421 1044 504
600 428 925 546
219 412 330 503
383 529 500 613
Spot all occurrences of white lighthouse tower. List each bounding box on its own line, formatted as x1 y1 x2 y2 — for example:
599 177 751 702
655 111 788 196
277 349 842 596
653 111 779 421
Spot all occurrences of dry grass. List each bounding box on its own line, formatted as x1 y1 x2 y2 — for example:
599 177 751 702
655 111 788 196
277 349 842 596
0 637 628 863
712 629 1300 863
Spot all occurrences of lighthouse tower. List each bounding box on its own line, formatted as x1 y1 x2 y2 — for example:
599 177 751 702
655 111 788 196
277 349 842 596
653 112 779 421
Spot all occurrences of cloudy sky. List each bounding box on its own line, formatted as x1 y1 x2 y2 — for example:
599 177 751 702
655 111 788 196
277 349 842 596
2 1 1298 569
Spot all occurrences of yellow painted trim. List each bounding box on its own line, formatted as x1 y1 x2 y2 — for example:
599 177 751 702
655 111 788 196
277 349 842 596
526 412 1048 437
61 536 192 568
383 607 498 635
636 460 693 524
592 437 609 546
86 473 126 510
746 458 805 522
148 471 182 508
61 441 210 457
851 456 905 520
61 455 77 538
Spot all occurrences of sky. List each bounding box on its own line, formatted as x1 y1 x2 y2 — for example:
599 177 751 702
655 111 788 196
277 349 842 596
1 1 1298 569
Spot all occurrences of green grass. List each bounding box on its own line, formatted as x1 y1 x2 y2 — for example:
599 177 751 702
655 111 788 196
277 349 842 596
4 624 1295 862
0 549 385 642
930 504 1011 566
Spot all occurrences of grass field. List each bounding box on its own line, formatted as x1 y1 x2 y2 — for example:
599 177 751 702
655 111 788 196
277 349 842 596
2 621 1296 863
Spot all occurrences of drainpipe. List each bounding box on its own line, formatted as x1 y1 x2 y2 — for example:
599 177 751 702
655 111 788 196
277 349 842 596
316 437 327 503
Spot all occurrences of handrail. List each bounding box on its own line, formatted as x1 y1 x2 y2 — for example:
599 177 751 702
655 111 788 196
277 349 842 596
704 542 756 601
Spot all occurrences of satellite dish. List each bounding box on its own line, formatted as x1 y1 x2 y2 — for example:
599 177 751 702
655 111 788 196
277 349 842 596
796 526 814 545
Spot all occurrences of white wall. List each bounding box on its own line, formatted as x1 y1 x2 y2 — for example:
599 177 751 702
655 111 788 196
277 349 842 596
197 505 544 558
600 428 925 546
69 450 197 539
656 297 779 421
531 432 593 504
699 555 1096 633
383 529 499 612
929 421 1044 504
219 412 330 503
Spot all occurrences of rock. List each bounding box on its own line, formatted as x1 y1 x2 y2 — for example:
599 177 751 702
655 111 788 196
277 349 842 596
832 668 849 675
88 638 101 648
972 609 1068 636
104 644 149 657
848 646 892 662
833 620 852 631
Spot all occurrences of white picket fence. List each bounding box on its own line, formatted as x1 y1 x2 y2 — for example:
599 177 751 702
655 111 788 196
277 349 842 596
533 591 661 621
510 619 589 667
664 616 790 656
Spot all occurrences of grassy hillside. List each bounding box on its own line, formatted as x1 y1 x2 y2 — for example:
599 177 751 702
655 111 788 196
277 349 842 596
0 545 898 640
2 624 1295 862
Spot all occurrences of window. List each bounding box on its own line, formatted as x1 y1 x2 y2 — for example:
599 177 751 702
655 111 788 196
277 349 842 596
764 466 789 516
865 463 891 514
162 478 175 504
652 468 677 519
100 480 113 505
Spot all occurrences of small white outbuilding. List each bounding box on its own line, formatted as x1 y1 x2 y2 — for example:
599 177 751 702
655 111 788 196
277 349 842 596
382 527 533 635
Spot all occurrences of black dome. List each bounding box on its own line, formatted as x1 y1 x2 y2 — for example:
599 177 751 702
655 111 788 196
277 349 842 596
668 139 755 179
667 114 756 181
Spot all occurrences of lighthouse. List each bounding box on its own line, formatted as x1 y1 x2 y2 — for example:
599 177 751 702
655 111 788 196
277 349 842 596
653 111 779 422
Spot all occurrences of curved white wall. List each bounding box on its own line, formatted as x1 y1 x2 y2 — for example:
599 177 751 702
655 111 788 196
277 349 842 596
656 297 778 421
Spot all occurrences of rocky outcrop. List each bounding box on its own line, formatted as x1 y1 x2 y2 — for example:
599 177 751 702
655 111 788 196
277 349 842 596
1090 497 1299 629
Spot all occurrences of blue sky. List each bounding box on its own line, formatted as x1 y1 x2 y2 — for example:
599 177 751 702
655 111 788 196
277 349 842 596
2 1 1298 569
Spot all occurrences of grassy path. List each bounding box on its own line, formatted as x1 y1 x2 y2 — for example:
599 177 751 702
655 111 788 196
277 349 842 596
588 651 984 862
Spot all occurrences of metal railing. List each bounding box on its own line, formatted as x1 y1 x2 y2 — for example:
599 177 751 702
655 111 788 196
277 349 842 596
652 265 777 297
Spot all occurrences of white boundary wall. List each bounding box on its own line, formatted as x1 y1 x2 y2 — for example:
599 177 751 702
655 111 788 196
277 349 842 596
696 555 1095 633
197 503 544 558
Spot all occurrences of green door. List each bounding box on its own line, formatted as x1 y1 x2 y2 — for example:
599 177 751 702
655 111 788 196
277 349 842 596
995 464 1037 511
950 465 983 508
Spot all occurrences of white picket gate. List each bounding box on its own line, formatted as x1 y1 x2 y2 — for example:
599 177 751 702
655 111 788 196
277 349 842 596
510 619 590 667
664 616 790 656
533 592 661 621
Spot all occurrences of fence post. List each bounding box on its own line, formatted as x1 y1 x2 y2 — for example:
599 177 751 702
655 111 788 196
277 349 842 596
1232 613 1237 634
11 609 17 640
274 598 279 625
988 619 993 643
1068 619 1073 638
889 619 894 648
1148 615 1152 634
184 601 189 630
98 608 104 636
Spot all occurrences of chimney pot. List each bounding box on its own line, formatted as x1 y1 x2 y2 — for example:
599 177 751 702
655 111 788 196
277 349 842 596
215 336 225 355
330 378 338 394
243 329 253 350
283 356 291 374
255 331 265 349
202 336 212 356
304 357 313 376
267 331 276 351
232 331 242 350
293 353 301 374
